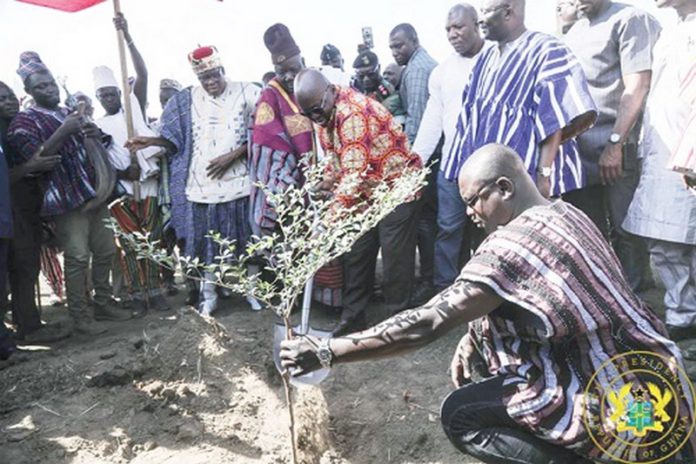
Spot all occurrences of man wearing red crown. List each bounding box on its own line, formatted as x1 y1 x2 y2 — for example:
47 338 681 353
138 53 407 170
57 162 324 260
126 45 260 316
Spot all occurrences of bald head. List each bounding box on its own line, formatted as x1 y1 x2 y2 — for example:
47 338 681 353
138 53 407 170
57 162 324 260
294 68 336 126
507 0 526 23
459 143 529 188
457 144 545 234
448 3 478 22
479 0 526 42
295 69 330 106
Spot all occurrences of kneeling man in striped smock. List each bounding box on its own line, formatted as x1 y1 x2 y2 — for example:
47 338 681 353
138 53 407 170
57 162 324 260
281 144 696 463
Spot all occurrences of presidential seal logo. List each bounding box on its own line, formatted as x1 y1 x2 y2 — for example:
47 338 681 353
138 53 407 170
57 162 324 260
608 382 672 437
583 351 696 464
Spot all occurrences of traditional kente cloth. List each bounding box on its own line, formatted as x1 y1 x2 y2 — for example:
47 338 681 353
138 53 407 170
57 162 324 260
186 200 251 265
318 86 422 208
159 80 256 265
7 106 96 216
250 78 314 235
250 79 342 307
443 31 597 196
456 201 695 460
109 196 162 295
40 244 63 300
96 90 163 294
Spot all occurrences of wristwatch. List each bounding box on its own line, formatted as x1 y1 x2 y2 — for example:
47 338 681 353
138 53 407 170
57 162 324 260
537 166 552 178
608 132 622 145
316 338 334 369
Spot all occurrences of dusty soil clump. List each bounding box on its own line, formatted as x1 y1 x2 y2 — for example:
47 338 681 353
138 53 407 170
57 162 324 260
1 291 472 463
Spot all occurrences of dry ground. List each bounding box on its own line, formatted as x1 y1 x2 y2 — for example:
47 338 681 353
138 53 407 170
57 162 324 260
0 284 478 464
0 276 684 464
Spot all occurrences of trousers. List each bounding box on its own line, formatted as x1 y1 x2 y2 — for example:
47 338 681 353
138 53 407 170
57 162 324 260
441 376 590 464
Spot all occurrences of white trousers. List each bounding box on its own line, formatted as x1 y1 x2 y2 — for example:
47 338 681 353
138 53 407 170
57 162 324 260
649 239 696 327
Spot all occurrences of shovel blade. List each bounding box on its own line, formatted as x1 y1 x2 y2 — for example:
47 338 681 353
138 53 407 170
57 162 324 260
273 322 331 387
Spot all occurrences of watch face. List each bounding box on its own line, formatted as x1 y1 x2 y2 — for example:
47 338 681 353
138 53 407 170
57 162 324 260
609 133 621 144
318 348 331 368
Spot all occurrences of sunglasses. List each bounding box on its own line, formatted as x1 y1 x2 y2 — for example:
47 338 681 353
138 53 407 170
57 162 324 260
463 180 498 209
300 86 332 118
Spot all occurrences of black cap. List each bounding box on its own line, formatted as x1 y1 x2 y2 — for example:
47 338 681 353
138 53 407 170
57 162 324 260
263 23 301 65
320 44 341 63
352 50 379 69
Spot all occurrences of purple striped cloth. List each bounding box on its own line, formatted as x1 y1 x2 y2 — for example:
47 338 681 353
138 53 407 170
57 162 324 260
458 201 695 460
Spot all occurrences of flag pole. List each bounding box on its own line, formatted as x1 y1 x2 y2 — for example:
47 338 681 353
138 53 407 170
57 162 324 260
112 0 141 202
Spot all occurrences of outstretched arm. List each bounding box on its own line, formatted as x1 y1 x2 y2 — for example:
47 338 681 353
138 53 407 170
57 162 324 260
280 280 502 375
114 13 148 115
125 135 175 153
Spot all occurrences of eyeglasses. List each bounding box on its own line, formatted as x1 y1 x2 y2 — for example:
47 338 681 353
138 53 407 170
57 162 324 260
300 86 332 119
463 180 497 209
197 68 224 83
480 4 510 16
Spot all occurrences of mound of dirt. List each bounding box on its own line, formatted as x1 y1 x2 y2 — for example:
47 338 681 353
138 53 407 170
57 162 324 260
0 291 481 464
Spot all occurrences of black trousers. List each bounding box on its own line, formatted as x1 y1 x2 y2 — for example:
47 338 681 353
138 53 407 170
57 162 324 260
416 151 440 284
441 376 589 464
342 200 419 319
0 237 15 359
6 178 42 335
562 144 650 292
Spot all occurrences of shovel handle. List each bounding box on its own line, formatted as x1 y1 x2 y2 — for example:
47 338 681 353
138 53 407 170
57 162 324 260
300 277 313 335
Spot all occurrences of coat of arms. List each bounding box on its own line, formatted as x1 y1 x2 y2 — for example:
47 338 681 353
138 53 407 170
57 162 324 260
608 382 673 437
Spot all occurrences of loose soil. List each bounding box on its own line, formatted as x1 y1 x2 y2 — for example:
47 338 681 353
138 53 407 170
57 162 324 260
0 286 476 464
0 283 680 464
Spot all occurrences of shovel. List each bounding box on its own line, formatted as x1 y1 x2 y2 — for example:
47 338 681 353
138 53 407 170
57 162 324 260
273 277 332 387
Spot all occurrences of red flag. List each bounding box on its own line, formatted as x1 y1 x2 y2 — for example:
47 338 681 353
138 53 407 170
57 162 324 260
15 0 106 12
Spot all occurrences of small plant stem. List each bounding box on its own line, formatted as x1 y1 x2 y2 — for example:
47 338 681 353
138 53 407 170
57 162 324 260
283 314 299 464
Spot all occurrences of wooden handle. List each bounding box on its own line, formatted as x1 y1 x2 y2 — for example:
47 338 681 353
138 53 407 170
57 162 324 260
112 0 140 201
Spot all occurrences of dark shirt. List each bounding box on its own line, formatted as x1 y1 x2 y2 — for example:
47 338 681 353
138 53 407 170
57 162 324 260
0 143 13 238
7 106 96 217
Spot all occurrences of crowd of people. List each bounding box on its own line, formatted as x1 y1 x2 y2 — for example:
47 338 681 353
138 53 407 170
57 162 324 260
1 0 696 461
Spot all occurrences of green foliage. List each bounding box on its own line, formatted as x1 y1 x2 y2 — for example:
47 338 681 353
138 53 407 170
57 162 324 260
108 158 428 319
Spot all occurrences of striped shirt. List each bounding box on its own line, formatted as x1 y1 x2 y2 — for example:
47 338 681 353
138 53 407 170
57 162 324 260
399 47 437 144
458 201 694 459
443 31 597 196
7 106 97 217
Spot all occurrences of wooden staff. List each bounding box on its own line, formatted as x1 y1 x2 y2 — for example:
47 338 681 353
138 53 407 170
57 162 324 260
112 0 141 202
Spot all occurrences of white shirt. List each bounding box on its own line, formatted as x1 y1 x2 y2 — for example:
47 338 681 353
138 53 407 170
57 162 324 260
318 66 352 87
96 92 161 198
185 79 260 204
623 13 696 245
411 44 491 167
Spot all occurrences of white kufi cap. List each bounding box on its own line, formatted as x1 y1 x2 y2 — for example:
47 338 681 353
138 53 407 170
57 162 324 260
92 65 119 91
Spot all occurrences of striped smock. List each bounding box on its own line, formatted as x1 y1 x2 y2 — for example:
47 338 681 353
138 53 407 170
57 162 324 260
457 201 695 460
